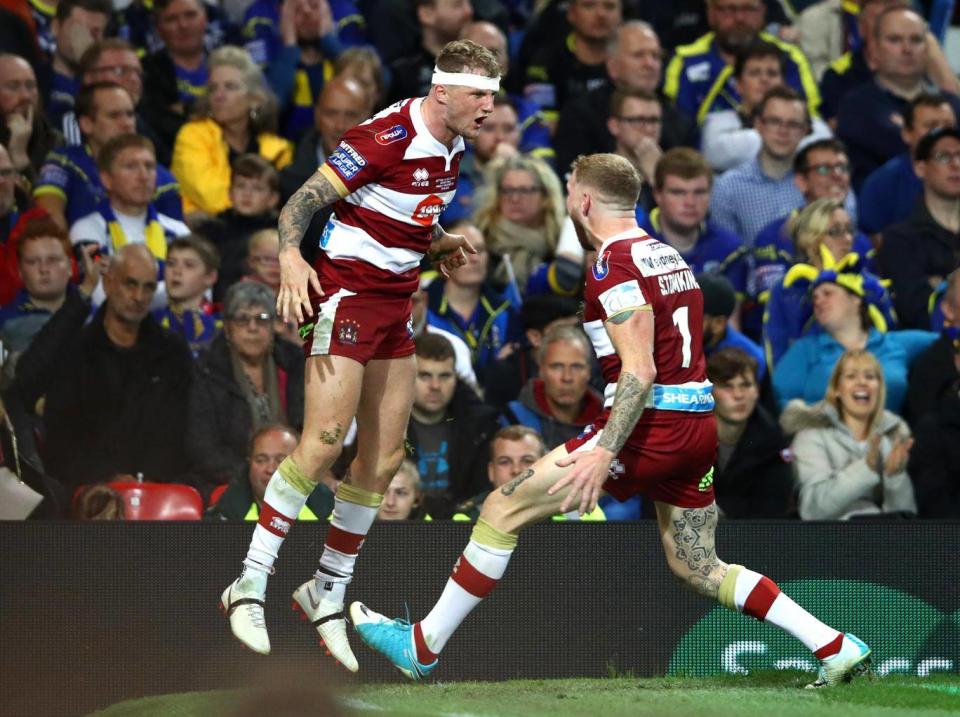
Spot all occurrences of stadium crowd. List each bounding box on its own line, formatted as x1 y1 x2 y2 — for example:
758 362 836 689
1 0 959 522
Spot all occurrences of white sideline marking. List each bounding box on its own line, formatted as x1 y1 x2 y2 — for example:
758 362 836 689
339 697 385 710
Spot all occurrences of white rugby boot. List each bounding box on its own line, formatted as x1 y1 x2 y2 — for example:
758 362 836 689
292 578 359 672
805 633 872 688
220 577 270 655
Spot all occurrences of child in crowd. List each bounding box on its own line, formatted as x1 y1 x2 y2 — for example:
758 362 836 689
152 235 221 357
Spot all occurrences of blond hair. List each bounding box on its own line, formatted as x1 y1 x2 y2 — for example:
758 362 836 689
789 197 845 263
473 154 565 252
571 153 642 212
435 39 501 78
197 45 278 134
825 349 887 434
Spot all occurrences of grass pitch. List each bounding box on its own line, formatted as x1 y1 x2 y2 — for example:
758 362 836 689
87 673 960 717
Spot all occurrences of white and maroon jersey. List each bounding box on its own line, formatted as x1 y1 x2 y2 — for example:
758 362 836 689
316 97 465 296
582 228 714 423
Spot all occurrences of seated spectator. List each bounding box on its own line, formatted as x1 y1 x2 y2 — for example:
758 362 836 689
0 216 94 386
140 0 211 155
880 126 960 329
698 273 766 381
703 40 834 174
242 228 281 295
42 0 110 131
411 277 478 393
906 268 960 426
195 154 281 301
72 483 125 520
479 293 581 408
206 423 334 521
474 156 565 295
29 244 193 487
426 223 523 370
709 86 810 247
499 324 603 449
152 234 221 357
513 0 621 125
406 333 499 519
244 0 353 140
0 54 63 184
781 348 917 520
817 0 899 123
773 270 936 412
171 45 293 218
859 92 956 236
909 375 960 518
763 198 895 365
448 421 610 521
708 348 792 519
753 139 867 295
59 40 162 159
452 425 546 521
69 134 190 306
279 76 367 203
188 281 304 493
663 0 819 125
35 82 183 228
332 46 386 115
606 88 664 214
376 460 426 521
836 6 960 188
554 21 695 177
641 149 749 311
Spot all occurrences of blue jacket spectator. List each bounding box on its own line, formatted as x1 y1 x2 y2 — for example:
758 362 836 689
835 7 960 188
879 127 960 330
858 92 958 235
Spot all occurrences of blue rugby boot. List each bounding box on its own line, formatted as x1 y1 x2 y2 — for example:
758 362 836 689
349 601 438 680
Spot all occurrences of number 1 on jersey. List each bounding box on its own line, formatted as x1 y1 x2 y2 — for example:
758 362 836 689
672 306 692 368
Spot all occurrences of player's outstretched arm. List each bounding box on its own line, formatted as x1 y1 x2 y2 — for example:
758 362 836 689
550 308 657 514
276 169 345 323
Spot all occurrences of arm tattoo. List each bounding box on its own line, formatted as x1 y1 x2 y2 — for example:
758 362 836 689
671 505 722 598
500 468 534 496
597 371 651 455
278 171 342 251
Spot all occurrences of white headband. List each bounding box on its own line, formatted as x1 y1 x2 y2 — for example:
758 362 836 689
431 68 500 91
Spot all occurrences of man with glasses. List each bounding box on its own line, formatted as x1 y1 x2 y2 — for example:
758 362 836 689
663 0 819 126
554 20 694 176
860 92 957 236
749 138 866 339
35 82 184 230
606 88 664 215
710 86 811 247
57 39 169 163
837 6 960 189
881 127 960 329
702 40 833 173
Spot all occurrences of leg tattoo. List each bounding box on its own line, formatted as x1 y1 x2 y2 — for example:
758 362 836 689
500 469 535 496
318 423 343 445
671 504 723 598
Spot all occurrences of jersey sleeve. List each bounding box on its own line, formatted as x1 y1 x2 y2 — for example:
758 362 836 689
318 119 403 196
33 152 71 200
592 251 651 322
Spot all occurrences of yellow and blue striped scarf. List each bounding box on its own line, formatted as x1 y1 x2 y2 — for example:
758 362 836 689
97 201 169 262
